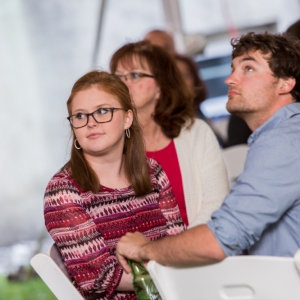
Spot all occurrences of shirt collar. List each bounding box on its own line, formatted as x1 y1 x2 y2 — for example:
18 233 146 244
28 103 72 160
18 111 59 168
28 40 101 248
248 103 300 146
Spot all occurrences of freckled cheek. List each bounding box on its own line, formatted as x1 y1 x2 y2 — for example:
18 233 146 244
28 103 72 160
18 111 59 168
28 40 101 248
132 83 154 99
127 82 143 95
144 82 159 95
74 128 86 141
137 82 152 93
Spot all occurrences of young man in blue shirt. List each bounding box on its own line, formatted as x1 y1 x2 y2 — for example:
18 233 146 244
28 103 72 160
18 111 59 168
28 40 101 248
116 32 300 271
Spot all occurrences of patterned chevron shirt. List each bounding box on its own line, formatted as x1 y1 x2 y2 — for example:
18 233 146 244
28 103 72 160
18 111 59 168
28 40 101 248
44 158 185 300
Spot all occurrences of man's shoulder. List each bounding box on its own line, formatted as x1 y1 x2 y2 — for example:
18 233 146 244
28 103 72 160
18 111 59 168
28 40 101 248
251 104 300 146
247 116 300 168
261 114 300 144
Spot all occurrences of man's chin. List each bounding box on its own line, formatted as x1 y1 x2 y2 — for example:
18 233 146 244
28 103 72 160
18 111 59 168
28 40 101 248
226 106 246 118
226 102 244 115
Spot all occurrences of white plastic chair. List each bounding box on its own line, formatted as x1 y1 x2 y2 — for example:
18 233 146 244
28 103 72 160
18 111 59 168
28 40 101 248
221 144 249 186
30 243 84 300
147 249 300 300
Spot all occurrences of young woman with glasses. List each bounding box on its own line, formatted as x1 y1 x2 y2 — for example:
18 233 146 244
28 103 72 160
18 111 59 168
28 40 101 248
43 71 185 300
110 41 229 228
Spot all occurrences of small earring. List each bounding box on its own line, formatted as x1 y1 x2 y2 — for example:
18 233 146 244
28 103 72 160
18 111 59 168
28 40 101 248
125 128 130 138
74 139 81 150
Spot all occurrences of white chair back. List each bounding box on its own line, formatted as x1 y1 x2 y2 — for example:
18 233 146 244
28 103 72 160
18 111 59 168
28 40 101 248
147 252 300 300
221 144 249 186
30 243 84 300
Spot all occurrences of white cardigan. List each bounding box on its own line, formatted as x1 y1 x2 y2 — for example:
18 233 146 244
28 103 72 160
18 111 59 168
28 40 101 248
174 119 229 227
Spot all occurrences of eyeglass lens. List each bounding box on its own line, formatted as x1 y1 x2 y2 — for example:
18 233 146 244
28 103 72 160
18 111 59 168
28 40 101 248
70 108 113 128
116 72 153 81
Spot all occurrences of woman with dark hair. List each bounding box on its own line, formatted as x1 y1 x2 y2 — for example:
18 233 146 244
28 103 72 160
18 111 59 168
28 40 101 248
110 41 229 228
43 71 185 299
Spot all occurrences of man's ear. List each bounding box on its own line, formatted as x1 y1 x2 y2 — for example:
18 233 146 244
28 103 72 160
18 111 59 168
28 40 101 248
279 77 296 94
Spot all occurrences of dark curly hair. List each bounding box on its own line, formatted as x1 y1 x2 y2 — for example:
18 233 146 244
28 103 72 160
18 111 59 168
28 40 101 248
231 32 300 102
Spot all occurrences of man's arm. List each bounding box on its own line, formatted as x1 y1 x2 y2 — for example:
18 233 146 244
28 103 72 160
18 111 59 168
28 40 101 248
117 224 226 273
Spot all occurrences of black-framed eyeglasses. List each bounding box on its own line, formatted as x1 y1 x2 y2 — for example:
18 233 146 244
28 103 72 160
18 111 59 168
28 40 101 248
67 107 126 129
115 72 154 82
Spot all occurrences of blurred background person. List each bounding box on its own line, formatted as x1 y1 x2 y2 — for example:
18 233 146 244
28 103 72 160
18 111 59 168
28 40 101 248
174 53 207 120
110 41 229 228
144 29 225 146
143 29 176 55
286 19 300 38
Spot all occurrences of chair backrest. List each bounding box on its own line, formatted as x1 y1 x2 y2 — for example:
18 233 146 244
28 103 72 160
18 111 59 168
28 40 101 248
30 244 84 300
147 252 300 300
221 144 249 186
48 243 71 279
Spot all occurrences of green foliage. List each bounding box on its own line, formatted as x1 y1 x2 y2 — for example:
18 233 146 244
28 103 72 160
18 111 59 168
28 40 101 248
0 275 56 300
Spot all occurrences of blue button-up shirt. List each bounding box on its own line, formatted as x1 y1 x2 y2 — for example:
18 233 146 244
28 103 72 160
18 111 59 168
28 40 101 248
207 103 300 257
